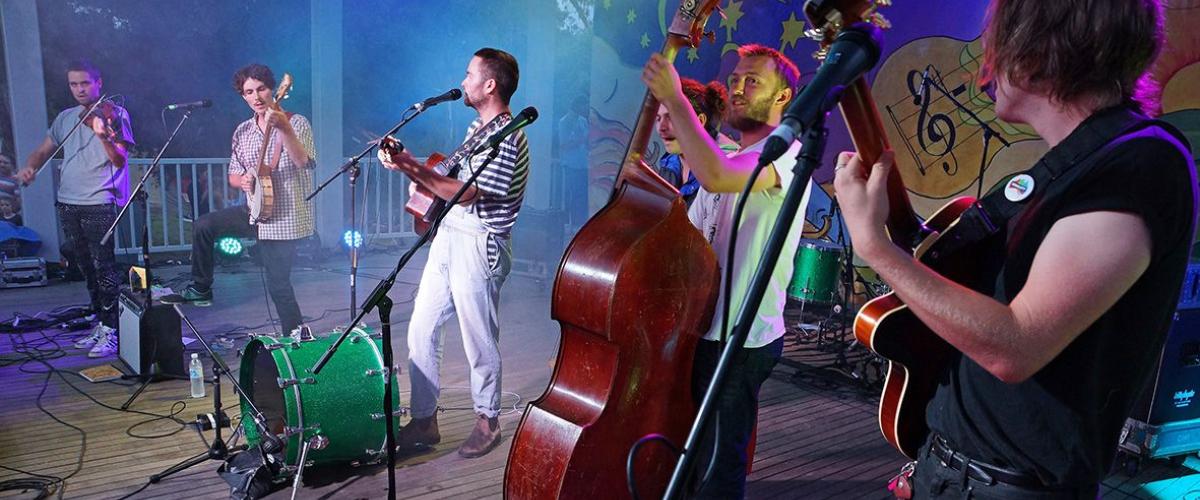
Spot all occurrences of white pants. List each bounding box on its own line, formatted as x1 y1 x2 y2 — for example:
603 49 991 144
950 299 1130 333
406 205 510 419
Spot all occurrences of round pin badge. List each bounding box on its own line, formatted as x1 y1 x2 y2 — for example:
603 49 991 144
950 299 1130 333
1004 174 1035 202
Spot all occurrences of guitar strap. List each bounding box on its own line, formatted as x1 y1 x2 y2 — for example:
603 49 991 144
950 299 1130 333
436 112 512 177
930 106 1188 256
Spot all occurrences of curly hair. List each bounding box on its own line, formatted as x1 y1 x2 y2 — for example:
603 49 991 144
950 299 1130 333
232 64 276 93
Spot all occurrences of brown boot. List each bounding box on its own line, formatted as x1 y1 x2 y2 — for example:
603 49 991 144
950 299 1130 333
396 414 440 450
457 414 501 458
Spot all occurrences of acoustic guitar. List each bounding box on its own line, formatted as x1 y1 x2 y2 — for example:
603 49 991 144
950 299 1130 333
804 0 976 461
379 136 446 236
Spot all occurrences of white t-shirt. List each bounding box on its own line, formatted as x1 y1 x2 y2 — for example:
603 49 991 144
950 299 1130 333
688 138 809 348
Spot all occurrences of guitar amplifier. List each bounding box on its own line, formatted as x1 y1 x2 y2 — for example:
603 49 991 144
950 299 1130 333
1179 262 1200 310
0 256 48 288
118 288 185 377
1121 309 1200 459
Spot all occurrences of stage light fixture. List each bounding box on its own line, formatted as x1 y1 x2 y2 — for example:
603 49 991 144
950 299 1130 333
217 237 243 256
343 230 363 249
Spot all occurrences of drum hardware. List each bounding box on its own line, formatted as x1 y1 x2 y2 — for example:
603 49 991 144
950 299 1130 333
238 326 401 484
140 305 281 493
370 408 408 420
276 377 316 388
289 435 330 500
365 365 400 377
283 425 320 438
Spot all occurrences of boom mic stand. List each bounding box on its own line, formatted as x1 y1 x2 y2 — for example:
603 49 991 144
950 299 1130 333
307 105 427 322
143 305 291 489
663 110 831 500
309 144 504 500
101 107 196 409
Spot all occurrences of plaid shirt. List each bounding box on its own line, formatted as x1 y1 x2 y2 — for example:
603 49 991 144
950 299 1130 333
228 114 316 240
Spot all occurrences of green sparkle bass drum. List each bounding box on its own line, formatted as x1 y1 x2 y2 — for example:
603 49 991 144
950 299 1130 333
238 326 401 469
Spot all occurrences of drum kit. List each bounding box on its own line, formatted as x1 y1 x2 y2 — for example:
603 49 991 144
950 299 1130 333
238 326 403 478
784 238 850 343
162 313 404 499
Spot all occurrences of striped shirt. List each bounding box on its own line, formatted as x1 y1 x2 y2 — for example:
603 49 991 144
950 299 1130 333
458 115 530 237
227 114 316 241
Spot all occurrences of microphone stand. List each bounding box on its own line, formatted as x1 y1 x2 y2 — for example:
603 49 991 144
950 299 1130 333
917 67 1010 200
308 144 503 500
103 108 195 408
662 104 832 500
307 106 425 321
140 305 287 484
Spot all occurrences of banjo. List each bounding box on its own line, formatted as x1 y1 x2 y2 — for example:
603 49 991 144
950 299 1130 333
248 73 293 223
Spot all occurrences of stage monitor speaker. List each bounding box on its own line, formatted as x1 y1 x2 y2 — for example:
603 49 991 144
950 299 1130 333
1132 309 1200 426
118 289 185 377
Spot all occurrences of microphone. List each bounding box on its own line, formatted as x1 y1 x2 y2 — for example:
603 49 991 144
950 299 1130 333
759 22 883 166
477 106 538 152
413 89 463 112
164 99 212 111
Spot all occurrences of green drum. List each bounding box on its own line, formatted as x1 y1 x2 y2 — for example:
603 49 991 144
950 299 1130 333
239 326 400 468
787 239 844 304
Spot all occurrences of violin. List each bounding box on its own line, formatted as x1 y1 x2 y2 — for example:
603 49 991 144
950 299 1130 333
80 99 122 144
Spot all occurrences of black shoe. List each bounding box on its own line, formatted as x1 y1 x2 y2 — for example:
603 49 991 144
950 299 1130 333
160 285 212 306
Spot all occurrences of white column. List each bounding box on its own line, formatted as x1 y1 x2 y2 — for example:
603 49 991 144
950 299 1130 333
2 0 59 259
523 2 556 209
310 0 345 250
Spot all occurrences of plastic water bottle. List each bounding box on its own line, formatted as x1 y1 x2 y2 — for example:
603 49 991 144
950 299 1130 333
189 353 205 398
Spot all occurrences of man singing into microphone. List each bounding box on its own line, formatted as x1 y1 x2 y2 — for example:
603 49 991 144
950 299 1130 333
163 63 314 339
17 60 133 358
379 47 530 458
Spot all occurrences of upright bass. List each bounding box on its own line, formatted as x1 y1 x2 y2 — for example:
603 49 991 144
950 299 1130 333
505 1 723 498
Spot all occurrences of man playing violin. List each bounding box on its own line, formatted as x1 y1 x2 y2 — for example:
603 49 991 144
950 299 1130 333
18 59 133 358
163 63 315 340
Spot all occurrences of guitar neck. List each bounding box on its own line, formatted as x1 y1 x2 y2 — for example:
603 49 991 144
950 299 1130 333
840 78 924 248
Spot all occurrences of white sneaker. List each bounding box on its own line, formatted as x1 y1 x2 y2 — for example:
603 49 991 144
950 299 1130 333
87 328 118 358
74 324 109 349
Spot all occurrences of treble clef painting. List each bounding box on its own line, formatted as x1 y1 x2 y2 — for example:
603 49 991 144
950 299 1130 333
907 65 960 178
872 35 1042 209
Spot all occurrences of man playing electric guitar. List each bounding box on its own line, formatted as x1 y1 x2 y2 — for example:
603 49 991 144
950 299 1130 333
378 47 530 459
836 0 1198 497
164 63 315 339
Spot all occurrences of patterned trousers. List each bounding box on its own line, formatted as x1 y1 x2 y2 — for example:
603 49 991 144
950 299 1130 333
56 203 121 328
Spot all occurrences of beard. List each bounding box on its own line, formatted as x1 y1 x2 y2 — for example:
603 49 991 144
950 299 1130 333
726 94 773 132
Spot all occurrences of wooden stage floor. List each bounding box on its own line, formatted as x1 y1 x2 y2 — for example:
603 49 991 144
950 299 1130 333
0 251 1189 499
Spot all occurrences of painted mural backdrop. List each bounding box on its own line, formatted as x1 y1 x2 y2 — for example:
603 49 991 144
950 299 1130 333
585 0 1200 288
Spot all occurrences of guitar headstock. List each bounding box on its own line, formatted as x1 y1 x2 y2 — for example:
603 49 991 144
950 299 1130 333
666 0 724 48
803 0 892 60
273 73 293 108
379 135 404 155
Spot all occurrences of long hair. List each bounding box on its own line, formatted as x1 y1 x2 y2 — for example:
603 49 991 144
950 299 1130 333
980 0 1164 115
